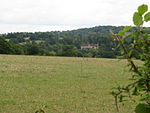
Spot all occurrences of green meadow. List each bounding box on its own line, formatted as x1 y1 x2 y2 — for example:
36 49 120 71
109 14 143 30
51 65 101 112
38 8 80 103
0 55 137 113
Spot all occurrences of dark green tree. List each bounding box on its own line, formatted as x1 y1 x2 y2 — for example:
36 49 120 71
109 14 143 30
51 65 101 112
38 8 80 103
0 37 14 54
60 45 78 57
24 43 41 55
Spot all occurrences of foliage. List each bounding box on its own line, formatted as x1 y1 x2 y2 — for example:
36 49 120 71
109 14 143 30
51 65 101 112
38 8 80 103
0 37 14 54
1 25 150 58
23 42 41 55
111 4 150 112
0 26 126 58
135 104 150 113
0 37 23 54
35 109 45 113
58 45 78 57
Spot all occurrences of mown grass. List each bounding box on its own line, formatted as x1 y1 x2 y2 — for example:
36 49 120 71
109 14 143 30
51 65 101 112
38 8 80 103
0 55 138 113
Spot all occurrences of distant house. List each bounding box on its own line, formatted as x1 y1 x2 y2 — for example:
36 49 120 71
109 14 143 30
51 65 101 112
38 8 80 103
80 44 99 49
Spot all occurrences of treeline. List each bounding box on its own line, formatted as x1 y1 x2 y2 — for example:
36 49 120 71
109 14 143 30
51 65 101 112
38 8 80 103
1 25 149 58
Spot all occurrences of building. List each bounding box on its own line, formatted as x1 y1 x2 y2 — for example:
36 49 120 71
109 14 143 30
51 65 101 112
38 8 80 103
80 44 99 49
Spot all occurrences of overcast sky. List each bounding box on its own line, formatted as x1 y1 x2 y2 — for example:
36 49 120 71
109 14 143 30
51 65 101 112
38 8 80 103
0 0 150 33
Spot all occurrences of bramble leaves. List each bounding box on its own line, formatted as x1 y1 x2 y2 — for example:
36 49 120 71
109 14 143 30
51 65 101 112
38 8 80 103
133 12 143 26
118 26 131 36
138 4 148 16
144 12 150 22
112 4 150 112
118 31 125 36
135 104 150 113
123 26 132 32
133 4 150 25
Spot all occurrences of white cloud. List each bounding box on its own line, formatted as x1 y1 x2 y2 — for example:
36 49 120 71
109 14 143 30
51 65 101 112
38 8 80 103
0 0 150 33
0 24 92 33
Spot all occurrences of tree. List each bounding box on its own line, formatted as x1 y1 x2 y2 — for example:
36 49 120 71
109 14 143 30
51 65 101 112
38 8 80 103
11 44 24 55
111 4 150 112
24 43 41 55
0 37 14 54
60 45 78 57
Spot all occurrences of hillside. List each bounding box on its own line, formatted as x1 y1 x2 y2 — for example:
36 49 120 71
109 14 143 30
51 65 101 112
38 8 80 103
0 25 149 57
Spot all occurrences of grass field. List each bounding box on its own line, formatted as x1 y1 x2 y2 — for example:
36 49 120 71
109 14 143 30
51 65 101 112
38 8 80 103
0 55 138 113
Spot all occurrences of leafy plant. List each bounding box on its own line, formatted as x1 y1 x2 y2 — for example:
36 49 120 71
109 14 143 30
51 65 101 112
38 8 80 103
35 109 45 113
110 4 150 112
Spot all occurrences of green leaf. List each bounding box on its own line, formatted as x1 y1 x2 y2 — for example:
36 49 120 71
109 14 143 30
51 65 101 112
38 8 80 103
144 12 150 22
110 91 116 96
123 26 132 32
128 50 133 58
119 95 123 102
118 31 125 36
118 26 132 36
135 104 150 113
132 87 138 95
138 4 148 15
133 12 143 26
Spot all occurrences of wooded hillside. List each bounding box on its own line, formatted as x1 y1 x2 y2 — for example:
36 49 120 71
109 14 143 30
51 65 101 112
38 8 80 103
1 26 149 58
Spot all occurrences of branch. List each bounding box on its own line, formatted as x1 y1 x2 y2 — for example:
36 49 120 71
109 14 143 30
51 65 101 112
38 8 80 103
109 30 142 75
114 80 142 112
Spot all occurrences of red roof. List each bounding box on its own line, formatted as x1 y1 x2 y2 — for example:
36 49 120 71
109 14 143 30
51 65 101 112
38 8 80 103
81 44 98 47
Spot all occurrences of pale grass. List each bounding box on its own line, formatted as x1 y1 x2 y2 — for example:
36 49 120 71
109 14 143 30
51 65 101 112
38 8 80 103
0 55 137 113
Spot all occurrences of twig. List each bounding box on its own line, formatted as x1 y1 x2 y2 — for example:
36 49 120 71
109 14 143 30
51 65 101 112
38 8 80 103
109 30 144 111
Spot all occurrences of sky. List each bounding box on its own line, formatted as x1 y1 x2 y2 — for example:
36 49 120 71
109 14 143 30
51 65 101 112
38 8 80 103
0 0 150 33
